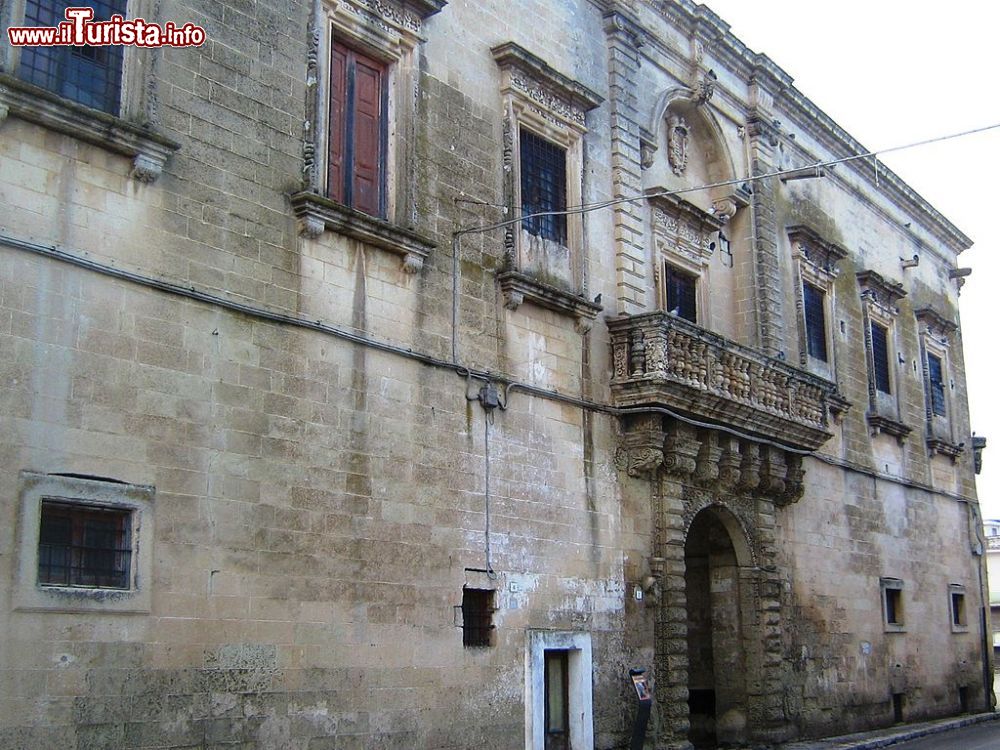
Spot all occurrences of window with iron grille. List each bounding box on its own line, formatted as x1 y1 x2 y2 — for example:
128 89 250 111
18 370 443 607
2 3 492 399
461 588 494 647
927 353 946 416
803 281 828 361
520 129 567 245
17 0 127 114
870 322 892 394
665 264 697 323
38 500 132 589
328 41 387 217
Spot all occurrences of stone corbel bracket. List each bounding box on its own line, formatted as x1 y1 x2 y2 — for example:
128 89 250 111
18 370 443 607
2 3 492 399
927 437 963 463
497 270 603 333
0 74 179 183
290 191 435 273
866 413 912 444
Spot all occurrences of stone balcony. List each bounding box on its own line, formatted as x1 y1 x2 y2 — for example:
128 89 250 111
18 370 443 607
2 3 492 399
607 312 839 452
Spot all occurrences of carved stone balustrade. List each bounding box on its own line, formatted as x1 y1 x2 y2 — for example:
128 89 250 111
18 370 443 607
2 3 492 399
608 312 838 452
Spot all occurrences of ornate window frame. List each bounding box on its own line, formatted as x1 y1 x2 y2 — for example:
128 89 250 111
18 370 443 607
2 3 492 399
857 270 909 441
0 0 179 181
649 193 724 327
788 226 846 380
491 41 603 329
13 471 155 614
290 0 445 273
915 306 961 460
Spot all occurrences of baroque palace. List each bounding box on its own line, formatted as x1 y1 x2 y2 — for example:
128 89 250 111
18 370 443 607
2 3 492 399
0 0 989 748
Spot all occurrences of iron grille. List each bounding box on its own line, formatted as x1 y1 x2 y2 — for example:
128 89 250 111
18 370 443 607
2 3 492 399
38 501 131 588
461 588 494 647
871 322 891 394
520 130 567 245
803 282 827 361
927 353 946 416
18 0 127 114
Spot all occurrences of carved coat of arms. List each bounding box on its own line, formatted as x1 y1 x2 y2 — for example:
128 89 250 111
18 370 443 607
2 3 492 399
667 114 689 176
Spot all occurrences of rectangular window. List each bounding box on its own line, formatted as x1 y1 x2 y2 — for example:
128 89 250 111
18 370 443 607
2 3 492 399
520 129 567 245
871 322 892 394
17 0 127 114
950 585 967 629
328 40 386 217
544 649 570 750
461 588 494 647
803 281 828 361
881 577 904 630
927 353 947 416
38 500 131 589
665 264 697 323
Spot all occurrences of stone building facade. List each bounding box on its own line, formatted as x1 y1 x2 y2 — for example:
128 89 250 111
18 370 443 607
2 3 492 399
0 0 989 748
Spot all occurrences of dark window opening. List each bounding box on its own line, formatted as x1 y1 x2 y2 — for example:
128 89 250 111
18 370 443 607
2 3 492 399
665 264 697 323
884 587 903 626
18 0 126 114
328 41 387 217
928 353 947 416
544 649 570 750
461 588 494 647
959 686 970 713
520 129 567 245
38 500 131 588
871 322 892 394
951 592 966 627
892 692 905 724
803 282 828 361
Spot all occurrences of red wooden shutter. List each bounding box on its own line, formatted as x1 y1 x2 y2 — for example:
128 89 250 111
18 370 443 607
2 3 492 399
327 43 348 203
351 55 383 216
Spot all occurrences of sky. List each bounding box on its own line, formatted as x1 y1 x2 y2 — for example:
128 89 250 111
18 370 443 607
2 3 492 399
699 1 1000 518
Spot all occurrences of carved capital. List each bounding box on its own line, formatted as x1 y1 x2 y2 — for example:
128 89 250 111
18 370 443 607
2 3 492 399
738 441 761 492
663 422 699 477
615 446 665 477
131 153 163 183
299 214 325 239
758 446 787 499
402 252 423 274
503 288 524 311
694 430 722 485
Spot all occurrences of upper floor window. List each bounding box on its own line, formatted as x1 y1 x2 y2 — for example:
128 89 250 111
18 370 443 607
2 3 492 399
16 0 126 114
916 306 961 459
871 321 892 394
328 40 386 218
665 263 697 322
788 226 845 377
520 129 567 245
803 281 828 362
927 352 946 416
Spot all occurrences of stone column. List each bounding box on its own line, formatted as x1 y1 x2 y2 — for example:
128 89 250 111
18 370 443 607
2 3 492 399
603 10 648 316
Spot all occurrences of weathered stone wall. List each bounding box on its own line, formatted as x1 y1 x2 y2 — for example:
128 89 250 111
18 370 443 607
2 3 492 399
0 0 987 748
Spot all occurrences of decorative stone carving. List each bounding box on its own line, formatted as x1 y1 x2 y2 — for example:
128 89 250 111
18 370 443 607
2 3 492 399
615 446 665 477
711 197 738 224
289 192 435 273
692 70 717 107
694 430 722 485
738 441 761 493
607 312 836 452
667 114 690 176
663 422 699 477
717 437 743 491
758 446 787 499
132 153 163 183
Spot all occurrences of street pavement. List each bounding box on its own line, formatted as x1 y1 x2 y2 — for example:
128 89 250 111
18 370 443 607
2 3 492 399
776 712 1000 750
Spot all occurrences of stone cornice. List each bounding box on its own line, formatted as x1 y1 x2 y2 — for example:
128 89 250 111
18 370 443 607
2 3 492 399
915 306 958 336
491 42 603 129
497 270 603 333
0 73 179 182
857 270 907 309
633 0 972 255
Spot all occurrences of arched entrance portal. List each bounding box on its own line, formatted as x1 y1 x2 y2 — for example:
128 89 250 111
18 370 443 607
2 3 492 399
685 507 749 749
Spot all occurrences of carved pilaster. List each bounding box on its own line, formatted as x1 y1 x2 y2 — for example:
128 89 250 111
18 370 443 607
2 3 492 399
302 0 323 192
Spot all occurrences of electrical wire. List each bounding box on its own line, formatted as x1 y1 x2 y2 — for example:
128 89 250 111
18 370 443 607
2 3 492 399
453 121 1000 238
